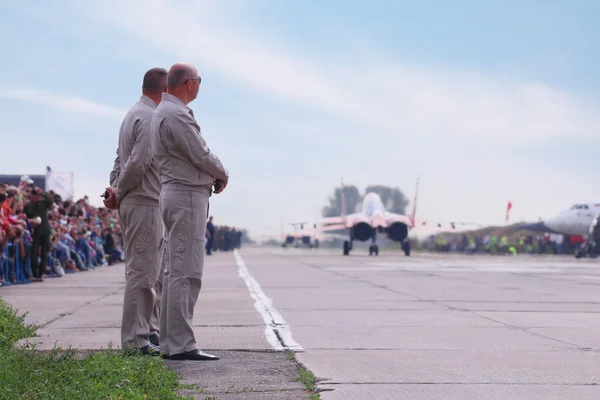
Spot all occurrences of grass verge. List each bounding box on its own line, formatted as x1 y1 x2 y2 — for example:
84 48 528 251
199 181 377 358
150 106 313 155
0 297 37 348
287 350 322 399
0 298 190 400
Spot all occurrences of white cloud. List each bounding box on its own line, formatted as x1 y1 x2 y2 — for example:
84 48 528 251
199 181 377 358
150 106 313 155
0 88 126 119
71 0 600 145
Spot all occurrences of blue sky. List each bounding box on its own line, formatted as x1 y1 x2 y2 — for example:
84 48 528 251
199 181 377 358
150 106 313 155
1 0 599 239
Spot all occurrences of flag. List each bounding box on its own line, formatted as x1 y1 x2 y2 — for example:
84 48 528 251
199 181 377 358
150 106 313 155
45 170 74 200
506 201 512 222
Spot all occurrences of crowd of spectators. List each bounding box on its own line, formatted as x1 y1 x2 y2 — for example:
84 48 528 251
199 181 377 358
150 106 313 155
208 226 243 253
1 175 248 287
206 216 243 254
0 176 125 286
421 231 576 255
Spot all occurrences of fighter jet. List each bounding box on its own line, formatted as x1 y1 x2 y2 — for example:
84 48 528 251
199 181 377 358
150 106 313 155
281 222 319 249
318 180 421 256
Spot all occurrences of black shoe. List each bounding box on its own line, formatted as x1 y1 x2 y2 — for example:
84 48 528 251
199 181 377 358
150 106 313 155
168 349 219 361
149 333 159 347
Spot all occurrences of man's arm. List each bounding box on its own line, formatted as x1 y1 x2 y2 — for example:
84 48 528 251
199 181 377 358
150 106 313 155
109 149 120 187
115 117 153 200
23 203 34 219
171 111 229 181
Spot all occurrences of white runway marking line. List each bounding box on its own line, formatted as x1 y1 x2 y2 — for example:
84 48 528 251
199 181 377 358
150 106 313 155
233 249 304 352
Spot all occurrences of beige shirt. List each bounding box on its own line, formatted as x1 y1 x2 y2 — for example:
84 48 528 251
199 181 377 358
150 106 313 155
150 93 228 192
109 95 161 205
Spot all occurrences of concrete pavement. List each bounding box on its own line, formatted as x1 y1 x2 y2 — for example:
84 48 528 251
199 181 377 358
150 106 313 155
0 251 310 399
239 247 600 400
4 246 600 399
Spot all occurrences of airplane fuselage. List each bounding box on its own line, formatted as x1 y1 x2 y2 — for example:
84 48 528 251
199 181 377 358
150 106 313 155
544 203 600 237
361 192 389 228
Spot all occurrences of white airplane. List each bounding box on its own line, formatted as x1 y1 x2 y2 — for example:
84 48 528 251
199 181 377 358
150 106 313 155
318 180 421 256
523 202 600 237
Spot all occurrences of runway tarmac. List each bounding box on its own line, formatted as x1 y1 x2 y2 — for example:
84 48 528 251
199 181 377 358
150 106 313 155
3 246 600 399
239 247 600 399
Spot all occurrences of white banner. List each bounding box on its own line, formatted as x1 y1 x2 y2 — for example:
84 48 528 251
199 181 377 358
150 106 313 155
45 171 74 200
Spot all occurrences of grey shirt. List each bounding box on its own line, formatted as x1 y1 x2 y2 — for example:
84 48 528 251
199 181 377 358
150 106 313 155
109 95 161 205
150 93 228 192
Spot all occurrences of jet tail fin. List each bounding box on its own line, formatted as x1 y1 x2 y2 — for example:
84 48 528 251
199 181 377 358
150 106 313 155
409 177 419 227
341 178 347 221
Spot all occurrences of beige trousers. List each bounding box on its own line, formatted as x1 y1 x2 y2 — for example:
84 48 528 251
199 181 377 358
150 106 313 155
158 186 209 356
118 202 163 349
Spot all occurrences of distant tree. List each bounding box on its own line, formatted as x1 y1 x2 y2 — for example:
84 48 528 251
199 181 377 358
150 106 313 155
364 185 409 215
321 184 361 217
321 184 410 219
262 239 280 247
240 229 254 244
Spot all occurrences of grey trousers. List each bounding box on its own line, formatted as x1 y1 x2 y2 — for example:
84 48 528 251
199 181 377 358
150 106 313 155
150 253 163 337
159 186 209 356
118 202 164 349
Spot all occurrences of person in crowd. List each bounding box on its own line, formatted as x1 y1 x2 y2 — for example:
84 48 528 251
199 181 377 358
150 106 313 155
24 186 54 282
206 216 215 255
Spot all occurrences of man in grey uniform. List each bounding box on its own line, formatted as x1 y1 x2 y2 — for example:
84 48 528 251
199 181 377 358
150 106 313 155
105 67 168 355
150 62 228 361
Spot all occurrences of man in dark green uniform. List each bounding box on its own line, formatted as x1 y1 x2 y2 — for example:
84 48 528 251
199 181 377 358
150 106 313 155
24 186 54 281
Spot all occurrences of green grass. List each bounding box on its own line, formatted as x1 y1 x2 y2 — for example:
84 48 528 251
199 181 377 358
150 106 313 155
0 298 190 400
286 350 321 400
297 367 317 392
0 297 37 348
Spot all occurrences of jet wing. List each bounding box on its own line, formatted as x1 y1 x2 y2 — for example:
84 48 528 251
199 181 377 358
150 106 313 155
318 212 370 230
384 212 413 226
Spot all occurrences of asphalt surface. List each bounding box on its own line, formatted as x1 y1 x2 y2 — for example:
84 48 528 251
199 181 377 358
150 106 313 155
240 247 600 400
3 246 600 399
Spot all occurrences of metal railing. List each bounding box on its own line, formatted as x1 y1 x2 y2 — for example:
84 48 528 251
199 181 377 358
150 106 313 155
1 241 34 286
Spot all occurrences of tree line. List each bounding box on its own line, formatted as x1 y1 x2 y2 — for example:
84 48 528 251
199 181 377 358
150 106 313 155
321 184 409 217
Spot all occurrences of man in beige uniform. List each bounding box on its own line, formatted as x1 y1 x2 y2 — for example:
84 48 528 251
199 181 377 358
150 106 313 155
105 67 168 355
150 62 228 361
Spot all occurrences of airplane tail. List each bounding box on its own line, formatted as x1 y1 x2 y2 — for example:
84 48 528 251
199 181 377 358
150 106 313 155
409 177 419 227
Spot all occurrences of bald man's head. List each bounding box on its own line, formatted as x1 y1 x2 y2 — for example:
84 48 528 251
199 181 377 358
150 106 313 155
142 67 168 95
167 63 200 90
166 62 201 104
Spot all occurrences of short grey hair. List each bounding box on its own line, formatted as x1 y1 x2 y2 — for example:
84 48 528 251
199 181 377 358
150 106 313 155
142 67 168 94
167 63 199 89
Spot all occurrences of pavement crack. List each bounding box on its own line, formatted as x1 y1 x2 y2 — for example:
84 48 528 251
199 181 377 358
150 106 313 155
39 286 124 328
465 309 585 349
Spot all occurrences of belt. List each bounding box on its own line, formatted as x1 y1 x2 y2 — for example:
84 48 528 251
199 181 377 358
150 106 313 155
162 183 212 196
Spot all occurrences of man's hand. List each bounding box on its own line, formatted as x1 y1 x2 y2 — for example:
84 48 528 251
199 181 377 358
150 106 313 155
101 187 120 210
28 217 41 226
213 178 228 194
